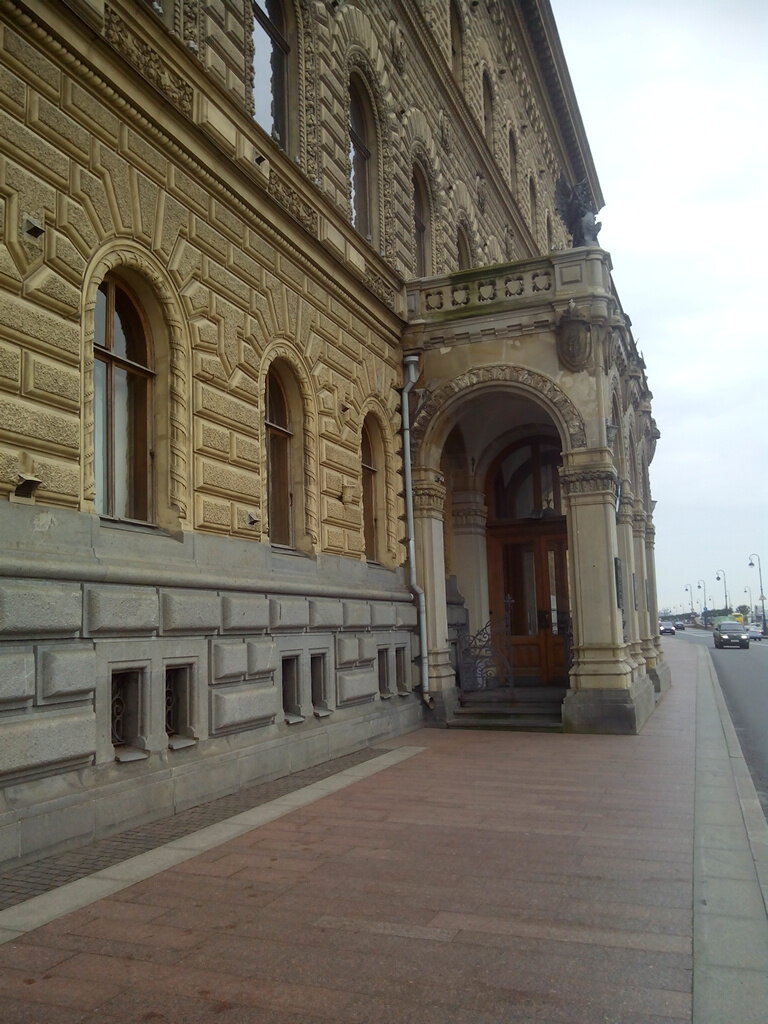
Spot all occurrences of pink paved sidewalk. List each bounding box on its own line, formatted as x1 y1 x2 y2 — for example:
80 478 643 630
0 655 700 1024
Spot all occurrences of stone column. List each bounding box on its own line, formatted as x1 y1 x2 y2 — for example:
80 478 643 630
559 449 656 734
412 467 456 708
450 489 489 634
644 517 671 693
616 483 644 673
633 504 655 671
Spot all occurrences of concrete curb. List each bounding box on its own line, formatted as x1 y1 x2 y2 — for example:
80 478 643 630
702 646 768 912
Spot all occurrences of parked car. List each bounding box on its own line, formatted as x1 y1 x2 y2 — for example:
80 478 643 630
659 622 675 635
713 622 750 649
674 621 686 630
747 623 763 641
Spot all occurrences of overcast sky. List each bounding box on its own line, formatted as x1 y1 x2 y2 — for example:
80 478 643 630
549 0 768 619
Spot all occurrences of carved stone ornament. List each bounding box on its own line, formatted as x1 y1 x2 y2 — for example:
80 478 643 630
476 175 488 216
364 269 396 310
105 7 193 116
559 467 618 498
410 365 587 452
268 170 319 236
438 109 452 154
389 20 406 75
556 306 592 372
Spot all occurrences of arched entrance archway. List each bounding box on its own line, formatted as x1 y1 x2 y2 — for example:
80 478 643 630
410 375 577 703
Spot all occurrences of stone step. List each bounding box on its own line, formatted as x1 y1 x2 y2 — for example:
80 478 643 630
447 714 563 733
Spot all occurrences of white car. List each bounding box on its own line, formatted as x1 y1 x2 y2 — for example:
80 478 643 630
747 624 763 641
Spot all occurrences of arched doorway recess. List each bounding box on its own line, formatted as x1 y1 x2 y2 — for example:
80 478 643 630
413 381 574 704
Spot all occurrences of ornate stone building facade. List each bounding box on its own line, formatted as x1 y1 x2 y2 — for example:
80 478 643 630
0 0 667 865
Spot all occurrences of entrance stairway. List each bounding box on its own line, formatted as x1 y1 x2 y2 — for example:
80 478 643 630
448 686 566 732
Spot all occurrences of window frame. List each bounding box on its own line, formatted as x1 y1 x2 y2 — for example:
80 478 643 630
251 0 293 151
349 72 379 244
265 365 294 547
457 223 472 270
450 1 464 86
93 276 154 525
412 163 432 278
482 71 494 150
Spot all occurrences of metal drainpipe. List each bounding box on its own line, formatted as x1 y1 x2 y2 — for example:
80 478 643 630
401 354 434 708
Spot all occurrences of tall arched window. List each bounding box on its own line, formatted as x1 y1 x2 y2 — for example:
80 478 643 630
361 416 381 561
529 176 538 240
508 129 517 195
546 213 553 252
349 74 377 242
252 0 291 150
93 277 153 522
412 163 431 277
457 223 472 270
450 1 464 85
265 365 293 546
482 72 494 149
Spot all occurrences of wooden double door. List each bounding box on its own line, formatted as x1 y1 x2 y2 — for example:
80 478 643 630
486 523 570 687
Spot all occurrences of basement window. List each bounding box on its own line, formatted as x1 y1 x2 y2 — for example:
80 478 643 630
165 665 197 750
282 655 304 723
311 653 331 718
111 669 148 762
378 649 391 699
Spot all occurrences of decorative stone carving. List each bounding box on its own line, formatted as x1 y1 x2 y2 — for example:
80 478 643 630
556 303 593 372
476 175 487 216
267 170 318 235
477 280 496 303
504 275 524 298
413 483 446 519
104 7 193 116
531 270 551 292
559 467 618 497
555 177 602 248
364 269 396 310
438 109 452 154
389 20 406 74
410 365 587 451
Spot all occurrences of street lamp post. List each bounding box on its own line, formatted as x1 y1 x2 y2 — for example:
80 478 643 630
715 570 729 614
744 587 753 618
748 554 766 635
698 579 708 628
684 584 695 618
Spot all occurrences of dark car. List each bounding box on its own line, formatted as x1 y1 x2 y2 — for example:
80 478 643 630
713 622 750 649
659 622 675 635
674 621 686 630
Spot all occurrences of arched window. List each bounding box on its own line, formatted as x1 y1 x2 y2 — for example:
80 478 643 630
361 416 381 561
349 74 377 242
508 129 517 194
529 176 538 239
546 213 553 252
457 223 472 270
265 365 293 545
93 277 153 521
489 439 563 522
252 0 292 150
412 163 431 277
450 1 464 85
482 72 494 149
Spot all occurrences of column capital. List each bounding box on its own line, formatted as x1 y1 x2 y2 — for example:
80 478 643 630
413 482 446 518
559 464 618 499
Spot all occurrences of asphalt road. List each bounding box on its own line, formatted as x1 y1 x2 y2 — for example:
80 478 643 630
678 627 768 821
